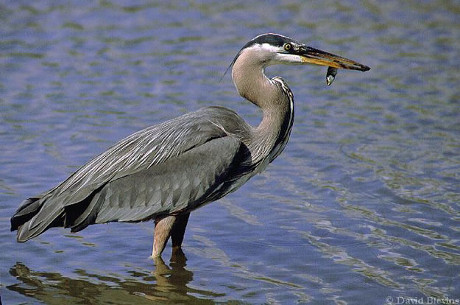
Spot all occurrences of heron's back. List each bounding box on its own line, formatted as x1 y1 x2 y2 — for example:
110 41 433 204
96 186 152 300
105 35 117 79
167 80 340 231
11 106 254 241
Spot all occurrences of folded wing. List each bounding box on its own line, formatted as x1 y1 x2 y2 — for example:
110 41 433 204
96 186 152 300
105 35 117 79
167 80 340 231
11 107 251 242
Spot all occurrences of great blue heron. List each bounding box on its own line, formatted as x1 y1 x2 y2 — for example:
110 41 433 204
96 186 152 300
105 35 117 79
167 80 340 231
11 33 370 259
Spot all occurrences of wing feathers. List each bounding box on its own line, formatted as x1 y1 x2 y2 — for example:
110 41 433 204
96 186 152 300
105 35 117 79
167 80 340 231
94 136 243 224
12 107 251 241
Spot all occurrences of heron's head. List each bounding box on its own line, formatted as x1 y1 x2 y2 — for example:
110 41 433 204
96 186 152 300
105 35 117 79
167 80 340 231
231 33 370 72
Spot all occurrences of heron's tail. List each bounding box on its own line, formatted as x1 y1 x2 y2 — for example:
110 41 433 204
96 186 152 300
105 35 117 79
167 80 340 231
11 194 64 242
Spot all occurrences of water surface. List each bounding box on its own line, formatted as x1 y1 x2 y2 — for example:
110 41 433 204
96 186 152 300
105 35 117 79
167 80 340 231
1 1 459 304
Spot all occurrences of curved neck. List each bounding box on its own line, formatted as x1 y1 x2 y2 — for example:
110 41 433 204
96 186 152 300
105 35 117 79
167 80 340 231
232 49 276 110
231 50 294 162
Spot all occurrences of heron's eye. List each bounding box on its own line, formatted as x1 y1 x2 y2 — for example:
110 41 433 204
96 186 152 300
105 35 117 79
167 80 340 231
283 43 292 52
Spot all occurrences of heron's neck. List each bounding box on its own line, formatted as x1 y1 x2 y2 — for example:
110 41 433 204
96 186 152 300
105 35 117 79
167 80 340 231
232 53 294 162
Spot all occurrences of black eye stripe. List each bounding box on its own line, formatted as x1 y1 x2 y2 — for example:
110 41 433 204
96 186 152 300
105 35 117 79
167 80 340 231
243 34 297 50
227 34 300 74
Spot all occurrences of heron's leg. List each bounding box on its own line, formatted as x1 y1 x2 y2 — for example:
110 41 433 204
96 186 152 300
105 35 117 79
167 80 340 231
151 215 176 258
171 212 190 256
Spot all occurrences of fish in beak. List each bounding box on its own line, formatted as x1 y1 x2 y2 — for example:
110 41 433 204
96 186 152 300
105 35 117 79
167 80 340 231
299 46 370 86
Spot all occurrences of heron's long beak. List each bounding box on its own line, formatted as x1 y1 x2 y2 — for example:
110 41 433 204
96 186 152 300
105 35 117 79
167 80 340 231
300 46 370 71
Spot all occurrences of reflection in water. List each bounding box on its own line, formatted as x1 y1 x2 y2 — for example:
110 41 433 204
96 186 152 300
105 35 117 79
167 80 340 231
8 259 224 305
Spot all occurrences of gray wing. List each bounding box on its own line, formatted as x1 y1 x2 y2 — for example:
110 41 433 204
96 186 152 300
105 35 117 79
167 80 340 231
12 106 252 241
79 136 244 227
